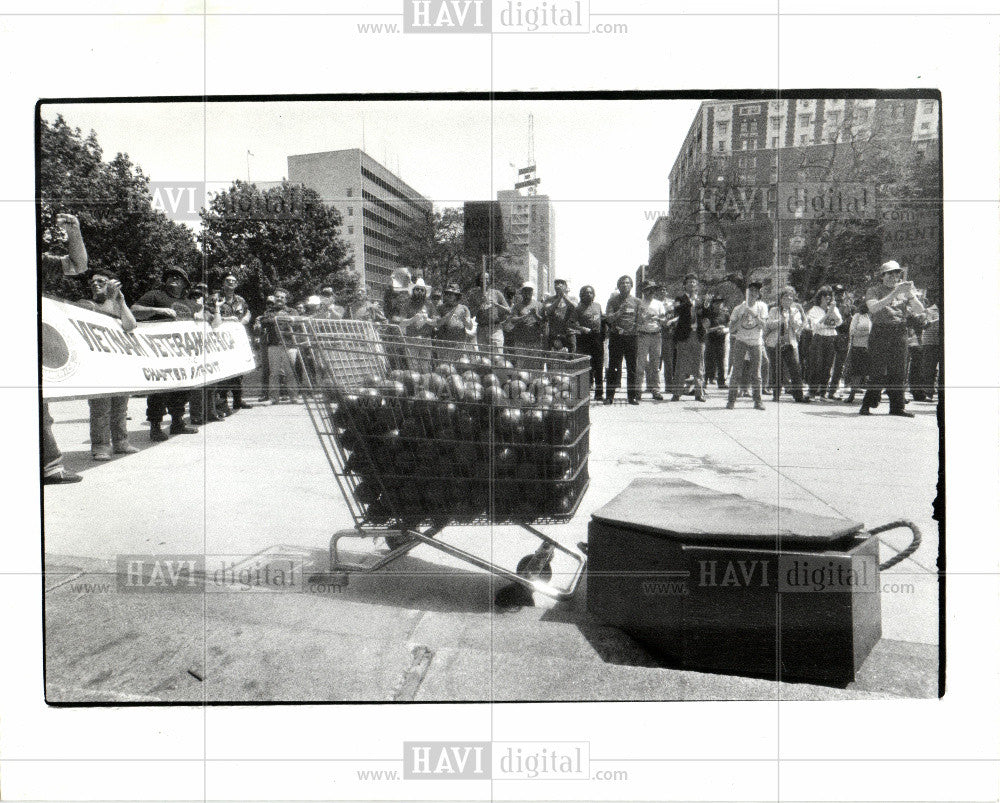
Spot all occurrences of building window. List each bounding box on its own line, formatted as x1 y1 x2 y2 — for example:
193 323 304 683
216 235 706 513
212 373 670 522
347 207 353 216
771 136 779 148
717 140 725 151
921 100 935 114
856 108 870 123
741 139 754 150
799 134 809 145
738 104 761 115
346 187 353 197
737 155 756 168
797 114 812 127
920 121 931 131
769 115 782 129
348 226 354 235
717 121 729 134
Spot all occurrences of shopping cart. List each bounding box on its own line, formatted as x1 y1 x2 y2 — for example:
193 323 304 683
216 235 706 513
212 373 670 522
275 316 590 606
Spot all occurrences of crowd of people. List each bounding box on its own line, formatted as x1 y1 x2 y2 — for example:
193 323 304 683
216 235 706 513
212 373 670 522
292 265 937 416
41 216 256 484
39 213 939 487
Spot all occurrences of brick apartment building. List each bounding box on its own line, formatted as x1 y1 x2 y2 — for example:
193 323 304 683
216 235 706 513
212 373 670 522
653 97 940 297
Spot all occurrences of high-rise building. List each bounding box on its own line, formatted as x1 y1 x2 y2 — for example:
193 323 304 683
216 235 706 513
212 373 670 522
661 97 940 294
497 187 555 294
287 149 432 295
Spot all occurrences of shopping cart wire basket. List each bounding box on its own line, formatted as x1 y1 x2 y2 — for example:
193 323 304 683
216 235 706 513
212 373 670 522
276 316 590 604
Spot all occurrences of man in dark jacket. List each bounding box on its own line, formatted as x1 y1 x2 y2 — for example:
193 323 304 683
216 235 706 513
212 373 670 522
671 273 707 402
134 267 200 441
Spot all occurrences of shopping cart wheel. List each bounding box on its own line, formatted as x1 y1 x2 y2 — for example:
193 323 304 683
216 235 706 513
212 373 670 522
516 553 553 582
494 581 535 609
385 533 416 551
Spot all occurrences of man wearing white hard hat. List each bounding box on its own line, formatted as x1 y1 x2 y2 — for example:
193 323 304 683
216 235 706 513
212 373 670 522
860 260 924 417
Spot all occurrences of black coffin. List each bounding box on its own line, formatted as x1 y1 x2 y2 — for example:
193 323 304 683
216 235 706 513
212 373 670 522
586 478 882 685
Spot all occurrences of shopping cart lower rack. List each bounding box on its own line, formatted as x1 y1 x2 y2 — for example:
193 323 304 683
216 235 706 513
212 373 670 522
276 317 590 605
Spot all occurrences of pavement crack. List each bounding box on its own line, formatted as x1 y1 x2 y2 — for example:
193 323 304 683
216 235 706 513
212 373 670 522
392 644 434 702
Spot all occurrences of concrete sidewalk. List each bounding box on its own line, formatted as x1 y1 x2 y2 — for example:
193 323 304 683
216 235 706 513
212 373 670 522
42 391 940 702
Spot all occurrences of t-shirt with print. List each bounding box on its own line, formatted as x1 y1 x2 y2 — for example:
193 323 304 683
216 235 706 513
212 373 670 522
729 300 770 345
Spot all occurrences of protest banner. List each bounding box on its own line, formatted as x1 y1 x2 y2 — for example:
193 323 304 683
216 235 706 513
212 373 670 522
41 296 257 400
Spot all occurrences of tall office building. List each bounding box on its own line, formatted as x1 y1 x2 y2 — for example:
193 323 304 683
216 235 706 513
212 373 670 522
287 149 432 295
659 98 940 294
497 183 555 294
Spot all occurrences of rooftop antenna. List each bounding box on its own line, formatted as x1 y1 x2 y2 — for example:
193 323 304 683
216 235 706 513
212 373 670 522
525 114 538 195
528 112 535 166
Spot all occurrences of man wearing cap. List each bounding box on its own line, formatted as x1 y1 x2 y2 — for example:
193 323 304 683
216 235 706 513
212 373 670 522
134 267 200 441
671 273 707 402
433 282 475 343
504 282 545 351
860 260 924 417
74 269 141 460
217 273 254 412
726 280 769 410
635 280 667 402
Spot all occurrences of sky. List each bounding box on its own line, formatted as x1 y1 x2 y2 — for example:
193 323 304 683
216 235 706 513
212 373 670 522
42 98 702 300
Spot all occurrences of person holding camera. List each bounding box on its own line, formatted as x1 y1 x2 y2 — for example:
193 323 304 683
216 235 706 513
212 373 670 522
73 269 140 460
860 260 924 417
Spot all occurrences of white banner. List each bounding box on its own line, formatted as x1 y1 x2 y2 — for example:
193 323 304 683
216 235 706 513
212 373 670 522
41 296 257 400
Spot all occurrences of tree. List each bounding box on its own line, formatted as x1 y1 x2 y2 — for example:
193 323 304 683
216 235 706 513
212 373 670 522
788 112 940 295
396 206 479 292
199 180 352 314
39 114 200 300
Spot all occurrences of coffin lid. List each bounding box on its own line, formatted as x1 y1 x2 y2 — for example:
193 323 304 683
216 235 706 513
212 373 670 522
591 478 863 545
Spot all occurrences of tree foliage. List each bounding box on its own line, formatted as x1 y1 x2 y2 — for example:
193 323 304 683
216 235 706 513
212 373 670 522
199 180 352 314
38 114 200 300
396 206 477 291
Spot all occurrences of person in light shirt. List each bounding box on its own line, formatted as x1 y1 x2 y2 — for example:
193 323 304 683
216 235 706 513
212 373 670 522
725 280 769 410
635 280 667 402
764 285 810 403
843 304 873 405
860 260 924 417
805 285 843 400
